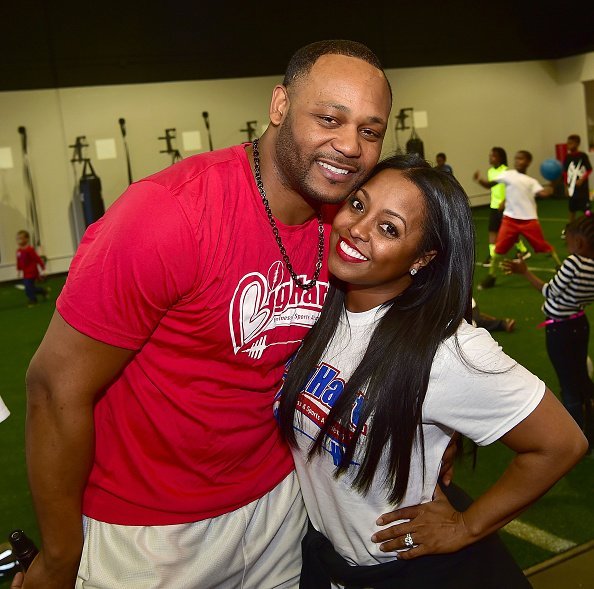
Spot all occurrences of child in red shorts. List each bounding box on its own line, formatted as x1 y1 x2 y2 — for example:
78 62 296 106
477 150 561 289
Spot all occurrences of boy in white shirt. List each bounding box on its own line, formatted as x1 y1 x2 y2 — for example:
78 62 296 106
477 150 561 289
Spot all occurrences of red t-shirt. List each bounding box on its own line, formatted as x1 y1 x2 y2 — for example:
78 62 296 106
16 245 44 279
57 145 330 525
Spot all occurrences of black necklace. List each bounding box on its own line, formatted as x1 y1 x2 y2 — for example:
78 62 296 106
252 139 324 291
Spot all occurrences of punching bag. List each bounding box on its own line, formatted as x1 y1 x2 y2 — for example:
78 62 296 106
79 159 105 227
406 129 425 159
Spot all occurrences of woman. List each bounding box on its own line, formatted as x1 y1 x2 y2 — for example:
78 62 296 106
277 154 587 588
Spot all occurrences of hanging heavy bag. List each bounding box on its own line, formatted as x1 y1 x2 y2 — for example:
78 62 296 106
79 159 105 227
406 129 425 159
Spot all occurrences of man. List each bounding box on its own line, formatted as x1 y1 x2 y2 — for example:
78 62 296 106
19 41 394 589
563 133 592 223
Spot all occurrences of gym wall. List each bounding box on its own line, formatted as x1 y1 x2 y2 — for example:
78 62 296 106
0 52 592 282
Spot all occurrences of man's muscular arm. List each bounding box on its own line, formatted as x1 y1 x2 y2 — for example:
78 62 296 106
23 311 134 589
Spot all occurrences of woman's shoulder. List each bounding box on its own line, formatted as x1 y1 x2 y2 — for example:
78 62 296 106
436 320 508 372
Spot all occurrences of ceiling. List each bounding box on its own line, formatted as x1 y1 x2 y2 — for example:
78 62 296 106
2 0 594 91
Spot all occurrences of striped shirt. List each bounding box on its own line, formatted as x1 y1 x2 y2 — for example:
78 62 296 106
542 254 594 319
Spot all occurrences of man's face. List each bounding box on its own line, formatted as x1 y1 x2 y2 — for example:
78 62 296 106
514 152 530 173
567 138 579 153
274 54 392 205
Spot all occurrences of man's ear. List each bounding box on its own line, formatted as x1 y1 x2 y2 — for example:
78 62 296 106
411 250 437 274
269 85 289 126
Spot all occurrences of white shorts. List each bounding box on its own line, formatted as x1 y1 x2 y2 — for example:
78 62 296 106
76 471 306 589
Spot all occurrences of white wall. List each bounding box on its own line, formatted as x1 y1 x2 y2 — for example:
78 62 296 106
386 60 567 200
1 53 593 281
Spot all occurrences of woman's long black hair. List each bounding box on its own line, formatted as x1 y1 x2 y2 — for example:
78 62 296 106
277 153 476 504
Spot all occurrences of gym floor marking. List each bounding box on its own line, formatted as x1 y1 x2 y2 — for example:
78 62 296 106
503 520 577 553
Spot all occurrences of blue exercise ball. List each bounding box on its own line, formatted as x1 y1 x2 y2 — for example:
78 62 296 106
540 158 562 181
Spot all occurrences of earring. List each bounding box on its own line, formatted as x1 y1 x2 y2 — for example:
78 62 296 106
410 268 417 276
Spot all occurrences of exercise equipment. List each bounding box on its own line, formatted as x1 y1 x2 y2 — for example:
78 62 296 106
68 135 105 234
202 112 214 151
540 158 563 181
394 108 425 158
406 129 425 159
17 126 42 249
240 121 258 142
118 117 133 185
159 128 182 164
79 159 105 227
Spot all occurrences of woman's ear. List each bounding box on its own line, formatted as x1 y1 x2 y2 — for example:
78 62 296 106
411 250 437 274
270 85 289 126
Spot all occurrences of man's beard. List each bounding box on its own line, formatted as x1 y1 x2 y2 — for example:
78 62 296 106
274 114 361 205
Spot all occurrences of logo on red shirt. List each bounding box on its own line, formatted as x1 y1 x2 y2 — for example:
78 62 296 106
229 261 328 360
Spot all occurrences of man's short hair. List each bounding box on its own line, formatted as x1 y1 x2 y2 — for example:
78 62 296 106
436 152 446 160
568 134 581 144
517 150 533 163
283 40 391 97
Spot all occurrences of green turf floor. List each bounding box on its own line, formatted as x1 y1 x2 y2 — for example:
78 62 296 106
460 197 594 570
0 197 593 586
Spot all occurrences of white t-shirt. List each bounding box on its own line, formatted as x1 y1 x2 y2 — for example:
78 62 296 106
289 306 545 566
0 395 10 423
495 169 544 220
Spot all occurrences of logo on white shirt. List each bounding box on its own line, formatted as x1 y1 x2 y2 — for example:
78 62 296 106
567 159 586 197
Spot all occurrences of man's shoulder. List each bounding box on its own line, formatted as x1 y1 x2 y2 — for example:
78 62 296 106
495 168 513 179
141 145 246 194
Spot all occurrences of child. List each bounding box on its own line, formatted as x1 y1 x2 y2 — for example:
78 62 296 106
473 147 528 267
472 298 515 333
433 152 453 174
563 134 592 223
477 150 561 289
277 154 586 588
504 214 594 447
16 230 48 306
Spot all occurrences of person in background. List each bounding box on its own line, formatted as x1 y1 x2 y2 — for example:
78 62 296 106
15 230 48 307
473 147 529 267
476 150 561 290
504 213 594 450
433 152 453 174
277 153 587 588
472 298 515 333
563 134 592 224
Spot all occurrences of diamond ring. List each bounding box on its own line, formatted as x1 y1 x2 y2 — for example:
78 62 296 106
403 532 414 548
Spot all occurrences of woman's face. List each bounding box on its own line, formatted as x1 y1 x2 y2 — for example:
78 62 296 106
329 168 433 306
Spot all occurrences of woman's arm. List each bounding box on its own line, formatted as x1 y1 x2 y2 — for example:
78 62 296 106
370 389 587 557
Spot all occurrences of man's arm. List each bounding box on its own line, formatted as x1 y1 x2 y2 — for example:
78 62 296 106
23 311 135 589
